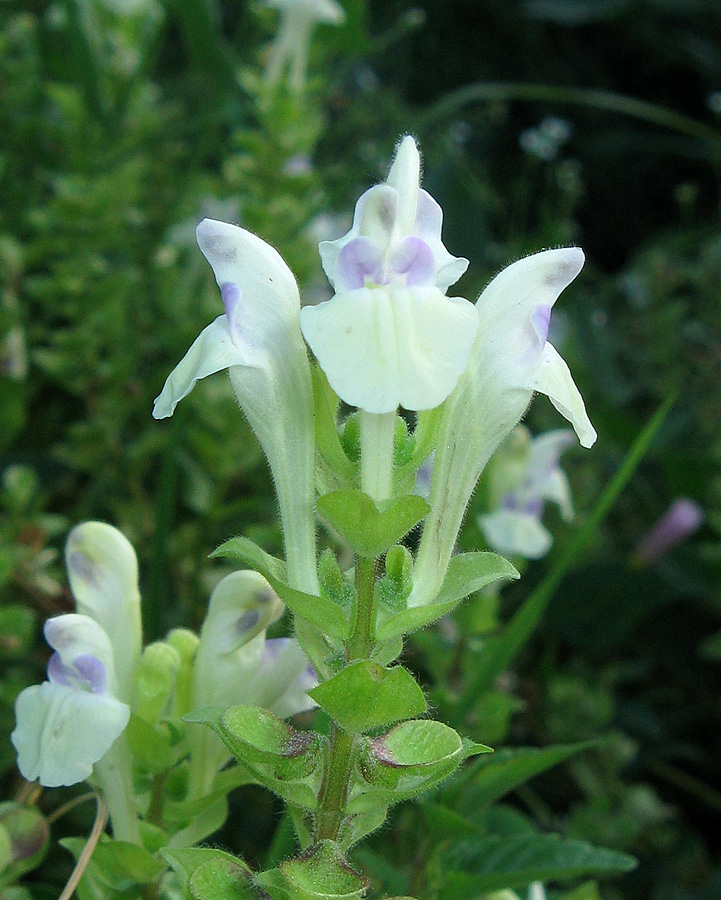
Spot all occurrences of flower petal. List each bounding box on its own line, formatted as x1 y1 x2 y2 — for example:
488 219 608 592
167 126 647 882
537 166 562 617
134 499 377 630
300 286 479 413
529 343 597 448
415 190 469 291
242 638 316 718
319 185 397 287
11 682 130 787
335 236 384 291
475 247 585 385
386 135 421 236
524 430 575 519
196 218 300 319
478 509 553 559
44 614 115 678
65 523 141 697
197 571 284 662
152 316 250 419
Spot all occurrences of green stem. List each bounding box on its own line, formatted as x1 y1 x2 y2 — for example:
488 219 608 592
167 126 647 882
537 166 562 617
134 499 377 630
313 556 378 842
347 556 377 661
314 725 355 841
94 736 141 844
360 411 396 503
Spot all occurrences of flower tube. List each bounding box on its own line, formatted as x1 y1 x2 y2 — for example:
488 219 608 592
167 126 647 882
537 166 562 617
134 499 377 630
153 220 318 593
411 248 596 606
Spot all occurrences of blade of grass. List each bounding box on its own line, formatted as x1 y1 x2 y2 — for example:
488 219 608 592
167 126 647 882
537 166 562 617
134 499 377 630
170 0 241 95
65 0 109 124
457 394 676 715
417 83 721 155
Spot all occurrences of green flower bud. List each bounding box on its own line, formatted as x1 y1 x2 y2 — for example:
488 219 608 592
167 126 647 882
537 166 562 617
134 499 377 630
132 641 181 724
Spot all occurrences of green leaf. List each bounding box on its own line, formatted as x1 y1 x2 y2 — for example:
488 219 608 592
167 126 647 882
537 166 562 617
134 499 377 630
439 834 637 896
308 662 426 733
420 803 482 840
211 537 349 640
457 396 674 712
317 491 430 559
256 841 369 900
353 720 473 806
394 406 444 494
447 742 593 814
336 805 389 851
376 552 519 641
60 837 165 890
163 848 252 899
184 707 323 809
190 857 258 900
312 366 357 486
163 767 253 825
0 824 11 874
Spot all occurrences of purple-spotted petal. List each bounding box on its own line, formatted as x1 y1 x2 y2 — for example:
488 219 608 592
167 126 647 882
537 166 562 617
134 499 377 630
47 653 73 686
152 315 265 419
335 237 384 291
220 281 242 325
389 236 435 287
530 304 551 346
73 654 108 695
44 614 115 679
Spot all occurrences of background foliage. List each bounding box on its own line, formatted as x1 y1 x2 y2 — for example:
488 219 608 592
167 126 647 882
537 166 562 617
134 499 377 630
1 0 719 898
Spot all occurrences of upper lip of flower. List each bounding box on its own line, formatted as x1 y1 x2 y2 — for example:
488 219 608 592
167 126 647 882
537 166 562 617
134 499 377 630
300 136 479 415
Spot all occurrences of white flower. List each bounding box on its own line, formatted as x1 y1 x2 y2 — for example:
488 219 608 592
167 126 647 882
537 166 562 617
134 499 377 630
12 615 130 787
12 523 141 788
411 248 596 606
300 136 479 414
186 571 316 798
264 0 345 90
153 219 318 594
478 427 575 559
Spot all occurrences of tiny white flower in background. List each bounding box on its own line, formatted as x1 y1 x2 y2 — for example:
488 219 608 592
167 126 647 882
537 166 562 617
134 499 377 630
520 116 572 162
478 427 575 560
264 0 345 91
12 522 141 787
187 570 316 798
300 135 479 414
153 219 318 594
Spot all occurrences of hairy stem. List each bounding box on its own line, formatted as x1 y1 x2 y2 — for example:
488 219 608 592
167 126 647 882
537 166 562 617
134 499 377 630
313 556 378 842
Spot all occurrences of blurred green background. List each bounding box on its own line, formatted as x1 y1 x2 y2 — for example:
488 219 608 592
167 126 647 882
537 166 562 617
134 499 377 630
1 1 720 898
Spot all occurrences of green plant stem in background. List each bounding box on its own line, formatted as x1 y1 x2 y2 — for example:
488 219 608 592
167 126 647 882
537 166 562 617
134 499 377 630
419 83 721 153
457 393 676 715
314 555 378 842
